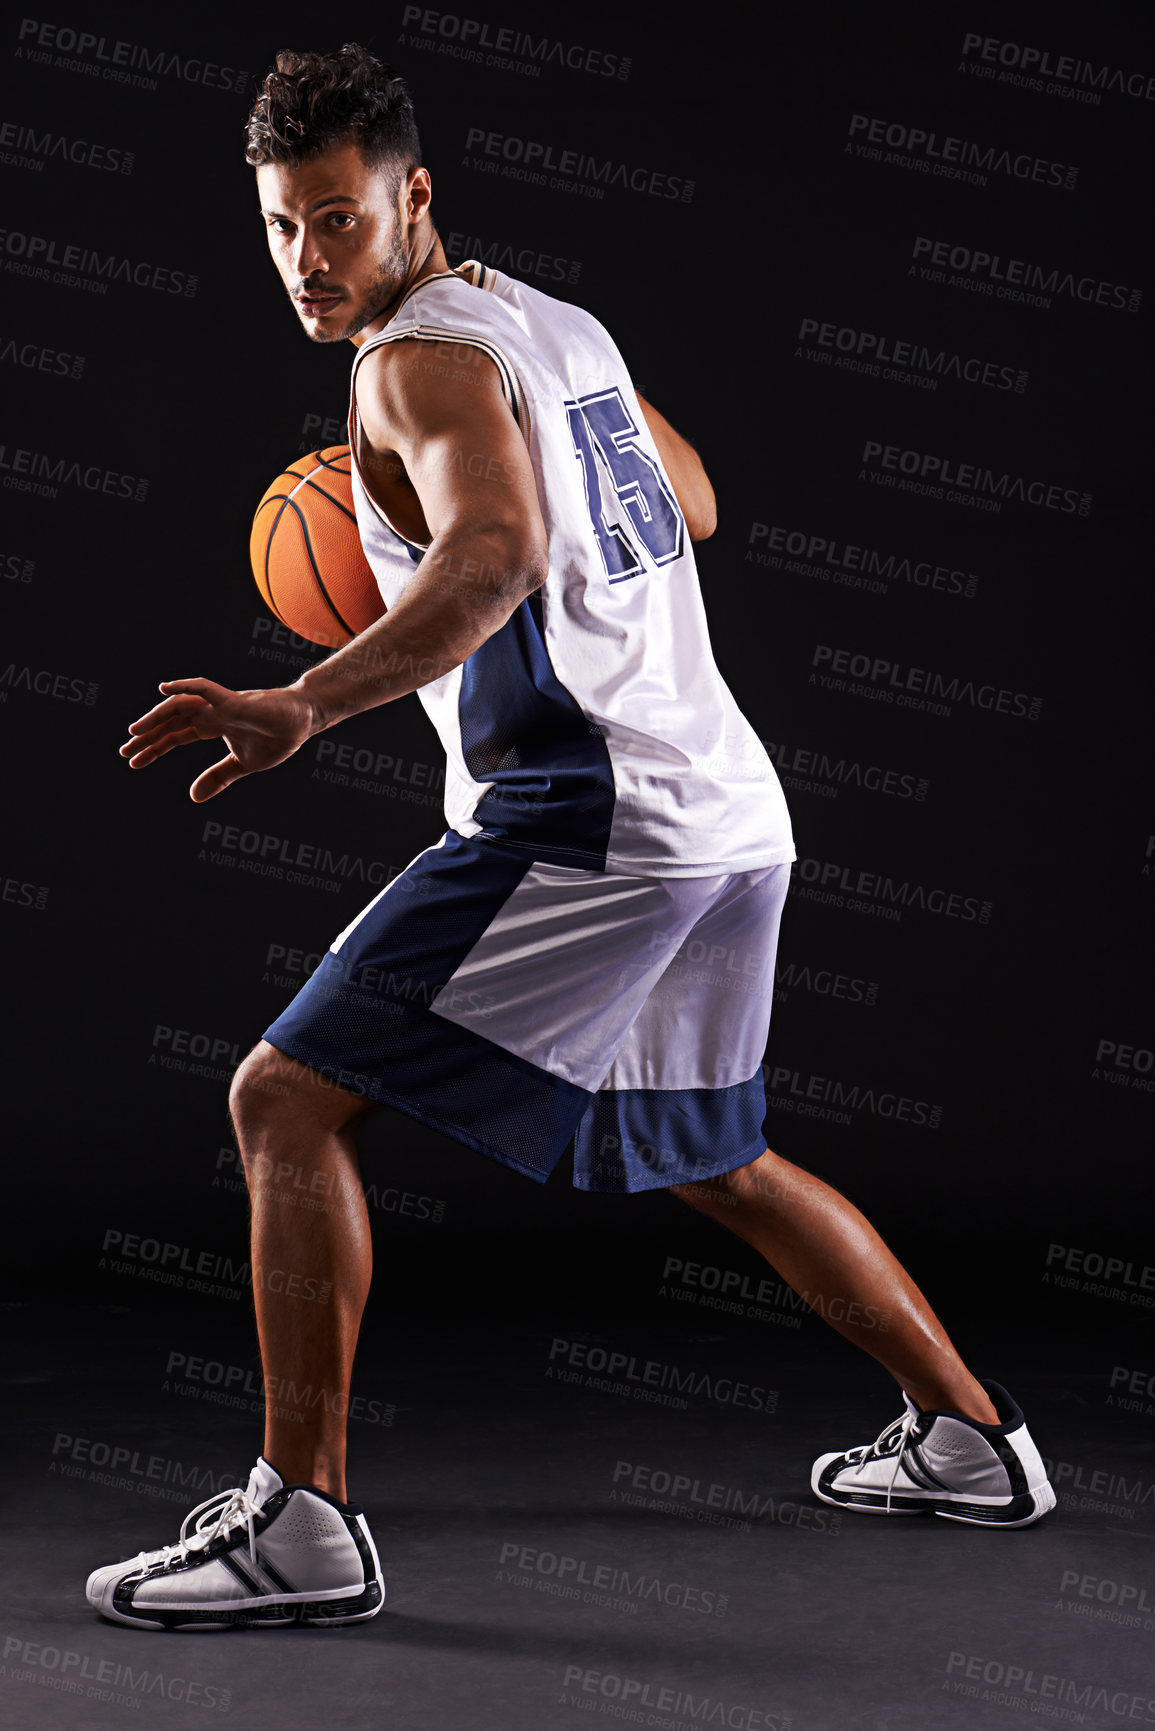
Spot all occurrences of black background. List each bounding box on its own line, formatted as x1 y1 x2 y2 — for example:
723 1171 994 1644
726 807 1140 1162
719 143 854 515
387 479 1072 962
3 5 1154 1726
3 2 1150 1280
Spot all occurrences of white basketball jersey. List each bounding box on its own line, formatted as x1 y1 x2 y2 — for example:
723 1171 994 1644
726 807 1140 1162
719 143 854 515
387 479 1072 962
345 261 795 878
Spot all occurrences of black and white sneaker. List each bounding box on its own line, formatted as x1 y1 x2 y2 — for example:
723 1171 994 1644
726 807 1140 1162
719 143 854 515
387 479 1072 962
85 1456 385 1629
811 1379 1056 1527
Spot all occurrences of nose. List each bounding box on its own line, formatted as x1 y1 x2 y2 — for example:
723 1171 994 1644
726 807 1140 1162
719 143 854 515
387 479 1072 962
289 223 328 284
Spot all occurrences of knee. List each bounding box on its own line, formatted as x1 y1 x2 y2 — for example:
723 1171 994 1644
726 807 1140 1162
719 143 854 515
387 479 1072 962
228 1040 376 1146
228 1042 298 1138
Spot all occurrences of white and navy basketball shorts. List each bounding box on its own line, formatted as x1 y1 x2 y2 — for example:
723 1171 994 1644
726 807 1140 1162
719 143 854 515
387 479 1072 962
261 831 791 1194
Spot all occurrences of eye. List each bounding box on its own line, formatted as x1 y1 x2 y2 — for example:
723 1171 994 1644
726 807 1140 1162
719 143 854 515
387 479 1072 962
268 219 295 235
328 214 355 229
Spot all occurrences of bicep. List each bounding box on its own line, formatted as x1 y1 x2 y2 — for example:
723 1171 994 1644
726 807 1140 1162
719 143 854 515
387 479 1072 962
360 340 547 555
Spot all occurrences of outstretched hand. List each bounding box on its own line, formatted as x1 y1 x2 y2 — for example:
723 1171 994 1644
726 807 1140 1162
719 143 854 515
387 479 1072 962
120 677 315 802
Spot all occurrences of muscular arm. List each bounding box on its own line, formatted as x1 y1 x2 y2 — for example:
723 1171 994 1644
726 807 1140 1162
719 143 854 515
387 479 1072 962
120 337 548 800
122 344 715 802
293 338 548 732
635 392 717 542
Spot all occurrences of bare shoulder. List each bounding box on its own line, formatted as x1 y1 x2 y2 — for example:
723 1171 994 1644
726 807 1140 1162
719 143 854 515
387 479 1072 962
355 334 510 447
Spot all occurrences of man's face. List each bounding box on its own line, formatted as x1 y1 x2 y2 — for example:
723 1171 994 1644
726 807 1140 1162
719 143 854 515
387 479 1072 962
256 140 411 344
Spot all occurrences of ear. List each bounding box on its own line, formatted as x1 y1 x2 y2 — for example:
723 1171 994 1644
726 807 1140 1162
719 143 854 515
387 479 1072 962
405 166 433 223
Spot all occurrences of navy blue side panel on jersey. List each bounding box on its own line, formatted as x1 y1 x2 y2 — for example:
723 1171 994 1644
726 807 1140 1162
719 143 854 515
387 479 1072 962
459 594 617 870
261 832 595 1183
571 1075 769 1194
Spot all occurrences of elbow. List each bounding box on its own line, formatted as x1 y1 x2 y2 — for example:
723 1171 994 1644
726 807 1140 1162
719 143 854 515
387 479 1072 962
522 543 549 593
513 529 549 597
688 483 717 542
477 520 549 605
438 512 547 593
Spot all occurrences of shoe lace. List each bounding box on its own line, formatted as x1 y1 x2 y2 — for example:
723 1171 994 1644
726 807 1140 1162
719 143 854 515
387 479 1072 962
132 1484 262 1575
845 1405 919 1512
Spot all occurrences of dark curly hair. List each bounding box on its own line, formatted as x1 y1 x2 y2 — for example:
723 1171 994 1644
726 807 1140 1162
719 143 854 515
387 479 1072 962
244 44 421 194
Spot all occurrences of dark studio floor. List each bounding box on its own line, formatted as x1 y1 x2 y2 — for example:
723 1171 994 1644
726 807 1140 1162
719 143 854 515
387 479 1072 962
3 1255 1152 1731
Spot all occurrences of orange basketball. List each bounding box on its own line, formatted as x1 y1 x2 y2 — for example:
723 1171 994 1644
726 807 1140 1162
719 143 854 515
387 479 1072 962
250 446 385 648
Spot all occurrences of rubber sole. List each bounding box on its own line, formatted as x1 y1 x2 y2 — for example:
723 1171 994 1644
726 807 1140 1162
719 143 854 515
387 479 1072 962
811 1459 1057 1528
95 1577 384 1631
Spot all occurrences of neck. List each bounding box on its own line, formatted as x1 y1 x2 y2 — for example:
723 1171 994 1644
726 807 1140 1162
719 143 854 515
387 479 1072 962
352 225 450 345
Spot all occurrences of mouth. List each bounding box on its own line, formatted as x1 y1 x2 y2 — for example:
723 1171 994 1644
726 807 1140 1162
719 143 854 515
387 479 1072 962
296 292 343 318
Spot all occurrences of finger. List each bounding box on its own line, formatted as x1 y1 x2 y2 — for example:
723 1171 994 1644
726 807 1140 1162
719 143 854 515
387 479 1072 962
121 725 190 758
158 677 225 695
158 677 231 702
126 676 231 734
122 725 204 767
121 717 214 757
189 753 249 803
126 692 209 735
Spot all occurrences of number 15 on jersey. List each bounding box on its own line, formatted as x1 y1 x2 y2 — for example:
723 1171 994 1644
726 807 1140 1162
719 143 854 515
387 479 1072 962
566 386 686 583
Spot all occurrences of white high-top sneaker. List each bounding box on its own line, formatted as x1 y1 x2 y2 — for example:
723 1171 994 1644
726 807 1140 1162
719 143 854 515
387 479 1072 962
85 1457 385 1629
811 1379 1056 1526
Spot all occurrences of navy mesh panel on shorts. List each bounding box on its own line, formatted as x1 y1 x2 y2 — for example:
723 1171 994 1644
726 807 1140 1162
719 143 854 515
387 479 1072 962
266 961 592 1182
261 831 595 1183
573 1074 769 1194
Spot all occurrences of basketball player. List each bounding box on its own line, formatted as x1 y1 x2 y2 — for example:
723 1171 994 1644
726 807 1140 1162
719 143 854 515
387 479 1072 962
87 46 1053 1630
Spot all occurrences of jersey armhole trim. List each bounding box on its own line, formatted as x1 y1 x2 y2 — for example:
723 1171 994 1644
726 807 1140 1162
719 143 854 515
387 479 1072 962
455 258 493 291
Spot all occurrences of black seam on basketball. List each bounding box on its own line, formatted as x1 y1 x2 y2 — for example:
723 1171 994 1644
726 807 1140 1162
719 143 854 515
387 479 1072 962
272 496 355 642
281 497 356 639
302 476 359 525
261 496 294 627
308 447 352 472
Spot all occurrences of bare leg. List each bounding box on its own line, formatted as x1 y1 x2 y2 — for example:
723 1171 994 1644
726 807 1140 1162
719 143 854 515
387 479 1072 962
671 1149 998 1423
229 1041 377 1501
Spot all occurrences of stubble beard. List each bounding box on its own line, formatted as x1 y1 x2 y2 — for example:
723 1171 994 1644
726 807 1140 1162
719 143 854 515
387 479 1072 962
302 228 410 344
